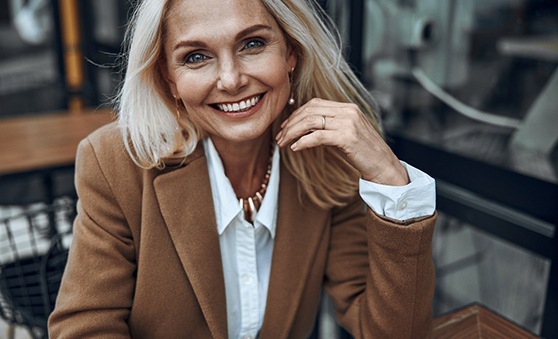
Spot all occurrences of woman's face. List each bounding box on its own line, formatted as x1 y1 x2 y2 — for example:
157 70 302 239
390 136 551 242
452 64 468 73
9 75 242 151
163 0 297 145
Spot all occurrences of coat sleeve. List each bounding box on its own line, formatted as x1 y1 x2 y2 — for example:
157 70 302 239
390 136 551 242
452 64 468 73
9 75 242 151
48 138 136 338
324 196 436 338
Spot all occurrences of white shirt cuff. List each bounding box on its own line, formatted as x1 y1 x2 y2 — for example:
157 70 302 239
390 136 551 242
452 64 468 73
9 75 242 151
359 161 436 221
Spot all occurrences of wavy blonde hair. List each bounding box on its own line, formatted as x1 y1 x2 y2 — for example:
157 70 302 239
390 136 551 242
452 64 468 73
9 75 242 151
117 0 381 209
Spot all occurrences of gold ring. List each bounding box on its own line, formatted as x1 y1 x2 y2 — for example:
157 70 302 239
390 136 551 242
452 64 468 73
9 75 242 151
321 115 326 130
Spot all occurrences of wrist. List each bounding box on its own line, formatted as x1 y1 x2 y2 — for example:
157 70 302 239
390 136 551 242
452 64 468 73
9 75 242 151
363 162 409 186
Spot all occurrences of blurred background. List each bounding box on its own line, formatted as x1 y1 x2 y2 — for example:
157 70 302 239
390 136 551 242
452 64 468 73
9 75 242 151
0 0 557 338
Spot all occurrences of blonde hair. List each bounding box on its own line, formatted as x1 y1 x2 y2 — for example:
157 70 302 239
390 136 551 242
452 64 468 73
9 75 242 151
117 0 381 209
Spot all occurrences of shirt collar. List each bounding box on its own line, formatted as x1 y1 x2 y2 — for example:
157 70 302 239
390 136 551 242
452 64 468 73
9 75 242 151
253 142 279 238
203 137 279 238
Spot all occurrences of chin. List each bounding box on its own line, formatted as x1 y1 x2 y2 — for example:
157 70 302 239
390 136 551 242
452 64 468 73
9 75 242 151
218 125 273 144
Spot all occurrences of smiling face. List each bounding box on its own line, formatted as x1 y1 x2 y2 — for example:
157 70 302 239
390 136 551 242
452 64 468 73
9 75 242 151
163 0 297 146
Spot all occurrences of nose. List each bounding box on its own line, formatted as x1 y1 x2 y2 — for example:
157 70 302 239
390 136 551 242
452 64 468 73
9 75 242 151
216 58 247 94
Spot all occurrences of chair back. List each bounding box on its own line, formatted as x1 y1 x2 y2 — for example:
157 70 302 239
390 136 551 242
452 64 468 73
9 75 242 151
0 199 75 338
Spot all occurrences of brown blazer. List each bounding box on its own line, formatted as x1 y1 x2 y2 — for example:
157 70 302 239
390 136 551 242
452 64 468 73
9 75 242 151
48 123 436 338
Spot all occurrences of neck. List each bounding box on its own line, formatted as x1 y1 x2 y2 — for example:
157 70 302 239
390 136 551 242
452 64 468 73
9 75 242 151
210 130 273 198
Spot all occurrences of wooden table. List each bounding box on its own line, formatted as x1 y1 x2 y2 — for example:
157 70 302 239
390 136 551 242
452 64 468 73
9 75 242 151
0 109 114 176
433 304 538 338
0 109 114 209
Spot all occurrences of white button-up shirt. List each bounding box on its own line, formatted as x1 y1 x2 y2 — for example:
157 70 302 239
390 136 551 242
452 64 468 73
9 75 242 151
203 137 435 338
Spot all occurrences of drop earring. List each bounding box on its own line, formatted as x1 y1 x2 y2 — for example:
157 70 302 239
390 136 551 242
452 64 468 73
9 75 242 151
173 95 181 118
288 67 296 106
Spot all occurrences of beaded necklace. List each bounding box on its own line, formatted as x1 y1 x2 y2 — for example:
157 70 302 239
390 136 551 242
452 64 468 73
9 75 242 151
238 149 273 223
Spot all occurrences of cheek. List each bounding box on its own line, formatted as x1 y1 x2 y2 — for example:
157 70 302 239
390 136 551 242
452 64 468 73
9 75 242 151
256 62 291 99
249 51 291 89
175 73 213 107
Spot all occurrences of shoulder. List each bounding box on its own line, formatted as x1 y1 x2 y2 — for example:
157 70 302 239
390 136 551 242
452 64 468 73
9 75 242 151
76 122 206 185
79 121 128 164
75 121 144 190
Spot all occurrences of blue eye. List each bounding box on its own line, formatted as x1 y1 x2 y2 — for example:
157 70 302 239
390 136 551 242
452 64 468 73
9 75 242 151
184 52 208 64
244 38 265 50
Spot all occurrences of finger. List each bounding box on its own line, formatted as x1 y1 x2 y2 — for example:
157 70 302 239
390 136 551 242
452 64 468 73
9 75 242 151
279 105 343 144
280 98 345 128
278 114 327 146
290 129 341 151
279 106 362 147
281 99 362 132
278 114 340 147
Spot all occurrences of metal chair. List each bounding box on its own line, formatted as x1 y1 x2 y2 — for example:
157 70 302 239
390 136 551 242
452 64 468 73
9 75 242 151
0 198 75 339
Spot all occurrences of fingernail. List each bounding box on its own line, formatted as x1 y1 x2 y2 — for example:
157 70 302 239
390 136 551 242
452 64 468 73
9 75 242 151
275 131 282 140
281 120 287 128
290 142 298 150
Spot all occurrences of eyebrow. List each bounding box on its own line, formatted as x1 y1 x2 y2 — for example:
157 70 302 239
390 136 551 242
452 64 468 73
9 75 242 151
173 24 274 51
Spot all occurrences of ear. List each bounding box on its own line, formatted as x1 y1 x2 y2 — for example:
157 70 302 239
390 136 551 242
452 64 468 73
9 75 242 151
286 42 298 73
158 56 179 97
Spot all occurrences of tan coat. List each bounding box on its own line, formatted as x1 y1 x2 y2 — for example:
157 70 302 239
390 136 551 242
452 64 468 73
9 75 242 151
48 123 436 338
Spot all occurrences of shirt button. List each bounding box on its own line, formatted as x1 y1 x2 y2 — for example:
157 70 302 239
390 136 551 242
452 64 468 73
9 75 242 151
398 200 408 210
242 274 254 285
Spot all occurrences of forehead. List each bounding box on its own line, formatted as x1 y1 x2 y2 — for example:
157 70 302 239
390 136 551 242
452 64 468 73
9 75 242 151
165 0 278 40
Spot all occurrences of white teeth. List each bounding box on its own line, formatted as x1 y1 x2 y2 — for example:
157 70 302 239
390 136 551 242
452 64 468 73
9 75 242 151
216 95 261 113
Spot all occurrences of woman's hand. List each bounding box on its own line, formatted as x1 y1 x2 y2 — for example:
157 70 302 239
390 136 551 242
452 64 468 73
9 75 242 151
276 98 409 186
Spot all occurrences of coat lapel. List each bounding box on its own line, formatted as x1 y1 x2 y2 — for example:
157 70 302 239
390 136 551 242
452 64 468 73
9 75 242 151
154 146 329 337
154 147 228 339
260 162 330 337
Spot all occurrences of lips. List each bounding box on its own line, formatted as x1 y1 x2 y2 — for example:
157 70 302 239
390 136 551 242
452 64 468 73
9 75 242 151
212 94 263 113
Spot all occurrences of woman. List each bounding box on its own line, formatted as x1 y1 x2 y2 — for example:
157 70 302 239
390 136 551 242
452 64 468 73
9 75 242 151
49 0 436 338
